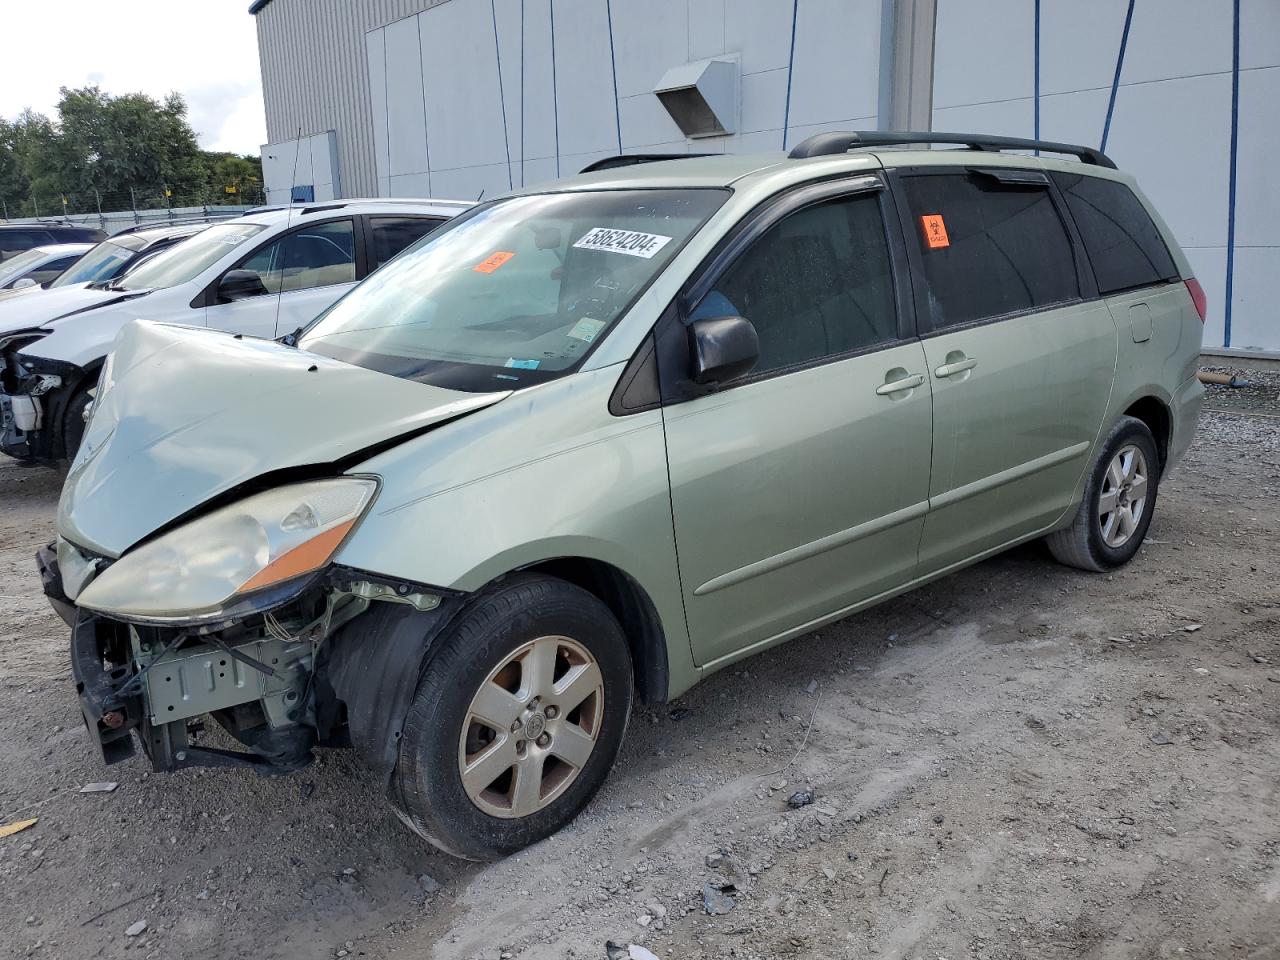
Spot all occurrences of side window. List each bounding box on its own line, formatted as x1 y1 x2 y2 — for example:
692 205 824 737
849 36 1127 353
0 230 54 259
237 219 356 296
30 256 80 283
691 192 897 376
900 172 1079 329
1052 173 1178 295
368 216 444 270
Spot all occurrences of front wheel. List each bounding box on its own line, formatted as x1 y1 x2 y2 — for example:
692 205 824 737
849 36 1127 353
392 574 633 861
1046 415 1161 572
60 382 95 462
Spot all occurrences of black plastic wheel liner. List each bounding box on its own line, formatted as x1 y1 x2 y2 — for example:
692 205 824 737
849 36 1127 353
316 598 461 788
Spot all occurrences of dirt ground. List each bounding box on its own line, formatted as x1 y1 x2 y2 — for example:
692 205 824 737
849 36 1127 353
1 383 1278 960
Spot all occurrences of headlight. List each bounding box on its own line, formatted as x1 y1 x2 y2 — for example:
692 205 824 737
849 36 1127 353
75 478 377 622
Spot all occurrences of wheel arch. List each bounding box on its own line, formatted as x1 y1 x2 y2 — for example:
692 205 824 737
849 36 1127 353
1120 394 1172 471
514 556 671 705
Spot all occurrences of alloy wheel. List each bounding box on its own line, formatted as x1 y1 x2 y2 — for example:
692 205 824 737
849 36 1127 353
457 635 604 818
1098 443 1149 548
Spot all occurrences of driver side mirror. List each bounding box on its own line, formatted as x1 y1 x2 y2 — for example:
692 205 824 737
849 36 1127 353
11 277 37 290
217 269 269 302
689 316 759 387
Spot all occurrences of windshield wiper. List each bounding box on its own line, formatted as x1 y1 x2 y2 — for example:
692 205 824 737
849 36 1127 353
279 325 304 348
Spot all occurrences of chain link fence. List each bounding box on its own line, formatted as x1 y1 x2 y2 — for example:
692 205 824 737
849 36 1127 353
0 179 267 232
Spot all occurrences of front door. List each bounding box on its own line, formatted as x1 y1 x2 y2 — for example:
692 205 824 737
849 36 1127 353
893 168 1118 573
204 218 358 340
663 184 934 668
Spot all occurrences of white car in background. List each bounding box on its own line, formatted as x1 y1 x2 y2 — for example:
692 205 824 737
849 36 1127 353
0 221 224 305
0 198 470 463
0 244 92 291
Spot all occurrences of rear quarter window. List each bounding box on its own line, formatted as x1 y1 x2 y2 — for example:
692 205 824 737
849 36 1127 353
368 216 445 270
1052 173 1178 295
900 171 1080 329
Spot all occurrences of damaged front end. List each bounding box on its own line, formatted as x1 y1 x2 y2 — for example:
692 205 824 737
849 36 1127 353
45 536 460 777
42 320 511 780
0 331 83 463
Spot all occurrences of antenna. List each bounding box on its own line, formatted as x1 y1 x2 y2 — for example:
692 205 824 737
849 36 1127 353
274 126 303 342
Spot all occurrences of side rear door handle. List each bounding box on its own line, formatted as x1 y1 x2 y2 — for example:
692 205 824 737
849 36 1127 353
876 373 926 396
935 357 978 378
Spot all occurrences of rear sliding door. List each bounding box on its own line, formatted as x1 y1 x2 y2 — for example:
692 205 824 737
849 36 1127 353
892 167 1118 574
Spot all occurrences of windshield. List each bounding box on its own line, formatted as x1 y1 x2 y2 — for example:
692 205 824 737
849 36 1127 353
300 189 727 391
52 236 143 287
115 222 265 291
0 248 52 286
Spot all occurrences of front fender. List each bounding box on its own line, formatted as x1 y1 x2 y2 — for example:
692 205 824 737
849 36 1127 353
336 371 697 700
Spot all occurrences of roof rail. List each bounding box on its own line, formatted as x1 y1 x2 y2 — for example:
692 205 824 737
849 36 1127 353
787 131 1116 169
338 196 474 207
579 153 714 174
112 214 242 235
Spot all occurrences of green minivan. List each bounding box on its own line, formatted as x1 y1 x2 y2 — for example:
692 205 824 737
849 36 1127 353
45 132 1204 860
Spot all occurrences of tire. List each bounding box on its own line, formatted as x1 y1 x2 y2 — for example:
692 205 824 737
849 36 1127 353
391 573 633 861
1046 415 1161 572
60 381 95 462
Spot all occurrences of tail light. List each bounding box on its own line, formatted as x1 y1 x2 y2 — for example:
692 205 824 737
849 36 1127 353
1184 278 1207 323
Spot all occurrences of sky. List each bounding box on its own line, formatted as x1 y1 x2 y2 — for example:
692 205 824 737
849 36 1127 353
0 0 267 155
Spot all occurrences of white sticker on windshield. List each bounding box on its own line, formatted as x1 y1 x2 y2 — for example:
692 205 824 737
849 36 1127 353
566 317 605 343
572 226 673 259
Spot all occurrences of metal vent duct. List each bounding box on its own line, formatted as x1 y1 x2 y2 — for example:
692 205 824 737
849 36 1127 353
653 58 739 139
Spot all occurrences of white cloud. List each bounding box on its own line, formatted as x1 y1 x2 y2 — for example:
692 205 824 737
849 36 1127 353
0 0 266 154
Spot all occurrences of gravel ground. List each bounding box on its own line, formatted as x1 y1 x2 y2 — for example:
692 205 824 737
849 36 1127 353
1200 363 1280 416
1 397 1277 960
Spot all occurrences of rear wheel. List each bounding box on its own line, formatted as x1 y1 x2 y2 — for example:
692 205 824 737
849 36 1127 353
392 574 632 861
1046 415 1160 572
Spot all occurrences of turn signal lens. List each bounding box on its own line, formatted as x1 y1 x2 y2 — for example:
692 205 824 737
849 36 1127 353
236 519 356 593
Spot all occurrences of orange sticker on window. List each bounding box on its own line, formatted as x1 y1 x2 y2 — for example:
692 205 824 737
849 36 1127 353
474 251 515 273
920 214 950 249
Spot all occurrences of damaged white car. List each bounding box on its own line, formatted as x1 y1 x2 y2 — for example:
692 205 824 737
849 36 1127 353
1 199 467 463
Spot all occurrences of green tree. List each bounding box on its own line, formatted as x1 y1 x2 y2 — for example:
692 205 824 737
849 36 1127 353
0 120 25 217
202 151 263 205
51 87 206 209
0 86 233 215
0 111 58 217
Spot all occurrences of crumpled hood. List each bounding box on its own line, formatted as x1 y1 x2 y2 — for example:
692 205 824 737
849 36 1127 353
58 320 508 557
0 283 141 336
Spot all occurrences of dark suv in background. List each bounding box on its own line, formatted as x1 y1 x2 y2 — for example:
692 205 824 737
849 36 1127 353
0 223 106 261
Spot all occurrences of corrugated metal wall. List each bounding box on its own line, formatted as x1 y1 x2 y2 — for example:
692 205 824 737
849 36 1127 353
255 0 452 197
256 0 890 202
363 0 884 201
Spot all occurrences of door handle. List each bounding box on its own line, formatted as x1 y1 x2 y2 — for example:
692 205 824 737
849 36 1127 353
934 357 978 378
875 373 926 396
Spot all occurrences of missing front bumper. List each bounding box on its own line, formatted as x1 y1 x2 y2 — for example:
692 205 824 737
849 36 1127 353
51 539 322 775
0 392 40 459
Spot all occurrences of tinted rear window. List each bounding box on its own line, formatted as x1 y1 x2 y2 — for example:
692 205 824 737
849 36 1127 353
368 216 445 270
901 172 1079 329
1052 173 1178 295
